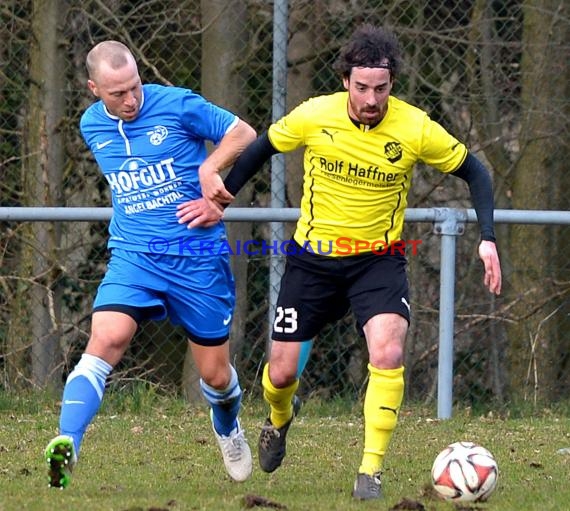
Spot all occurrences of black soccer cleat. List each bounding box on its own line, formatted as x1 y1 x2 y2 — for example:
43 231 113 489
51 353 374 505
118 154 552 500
258 395 301 473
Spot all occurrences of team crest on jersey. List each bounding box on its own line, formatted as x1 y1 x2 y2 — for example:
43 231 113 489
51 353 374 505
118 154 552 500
147 125 168 145
384 141 402 163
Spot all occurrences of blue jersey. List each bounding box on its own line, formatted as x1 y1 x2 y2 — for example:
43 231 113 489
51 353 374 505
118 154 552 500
81 84 237 255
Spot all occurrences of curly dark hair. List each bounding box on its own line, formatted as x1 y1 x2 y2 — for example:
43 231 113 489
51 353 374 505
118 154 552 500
333 24 402 80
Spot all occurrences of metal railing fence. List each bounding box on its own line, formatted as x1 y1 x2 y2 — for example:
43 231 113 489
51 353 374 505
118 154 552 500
1 207 568 417
2 0 569 412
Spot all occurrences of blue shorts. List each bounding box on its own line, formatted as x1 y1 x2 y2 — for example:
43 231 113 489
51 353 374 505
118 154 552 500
93 248 235 346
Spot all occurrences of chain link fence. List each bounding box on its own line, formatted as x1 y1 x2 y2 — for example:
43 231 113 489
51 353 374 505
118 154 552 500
1 0 568 409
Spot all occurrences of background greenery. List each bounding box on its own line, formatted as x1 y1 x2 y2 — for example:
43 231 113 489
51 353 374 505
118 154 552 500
1 1 568 413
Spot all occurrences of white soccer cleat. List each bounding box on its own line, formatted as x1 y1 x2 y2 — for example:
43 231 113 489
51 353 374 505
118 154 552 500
211 417 253 482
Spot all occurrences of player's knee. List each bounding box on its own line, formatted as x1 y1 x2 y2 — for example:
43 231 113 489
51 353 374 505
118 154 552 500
88 313 136 361
268 364 297 388
86 330 131 365
201 365 231 390
369 343 404 369
202 373 231 390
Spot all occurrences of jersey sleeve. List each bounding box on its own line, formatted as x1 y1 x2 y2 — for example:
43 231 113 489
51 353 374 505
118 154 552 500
419 116 468 173
79 104 103 151
179 89 237 145
267 99 312 152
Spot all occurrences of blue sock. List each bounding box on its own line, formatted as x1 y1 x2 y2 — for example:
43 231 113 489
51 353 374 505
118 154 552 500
296 339 313 378
200 365 241 437
59 353 112 456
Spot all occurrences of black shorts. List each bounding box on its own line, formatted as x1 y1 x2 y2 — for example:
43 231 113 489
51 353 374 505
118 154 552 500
272 241 410 341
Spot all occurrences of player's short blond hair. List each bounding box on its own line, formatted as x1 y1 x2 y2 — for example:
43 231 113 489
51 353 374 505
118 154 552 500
86 41 136 81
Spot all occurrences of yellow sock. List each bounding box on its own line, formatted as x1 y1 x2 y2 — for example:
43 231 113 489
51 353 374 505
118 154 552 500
359 365 404 475
262 363 299 428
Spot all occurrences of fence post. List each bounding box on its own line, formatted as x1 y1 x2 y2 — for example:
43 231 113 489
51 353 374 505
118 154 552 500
433 208 466 419
268 0 289 350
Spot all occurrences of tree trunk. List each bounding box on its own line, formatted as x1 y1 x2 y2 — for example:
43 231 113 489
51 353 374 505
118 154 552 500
285 2 318 212
507 0 570 403
466 0 515 405
6 0 69 390
180 0 253 401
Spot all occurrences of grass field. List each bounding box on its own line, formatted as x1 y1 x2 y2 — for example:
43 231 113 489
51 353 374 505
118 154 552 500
0 390 568 511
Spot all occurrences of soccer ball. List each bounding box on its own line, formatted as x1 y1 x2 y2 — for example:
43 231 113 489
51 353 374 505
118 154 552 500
431 441 498 502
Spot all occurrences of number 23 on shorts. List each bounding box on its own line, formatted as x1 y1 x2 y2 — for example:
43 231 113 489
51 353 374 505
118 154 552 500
273 306 298 333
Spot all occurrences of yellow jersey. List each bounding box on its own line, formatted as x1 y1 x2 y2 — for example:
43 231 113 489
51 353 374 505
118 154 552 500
268 92 467 256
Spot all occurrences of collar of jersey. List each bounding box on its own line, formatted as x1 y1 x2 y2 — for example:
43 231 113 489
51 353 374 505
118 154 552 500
349 117 380 131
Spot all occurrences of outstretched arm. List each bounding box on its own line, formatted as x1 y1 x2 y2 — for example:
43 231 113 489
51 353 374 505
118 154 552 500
223 131 279 196
177 131 279 227
198 118 257 204
451 153 502 295
176 119 255 228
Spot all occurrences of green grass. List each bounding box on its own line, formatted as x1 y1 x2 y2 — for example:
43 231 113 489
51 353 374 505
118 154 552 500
0 392 569 511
